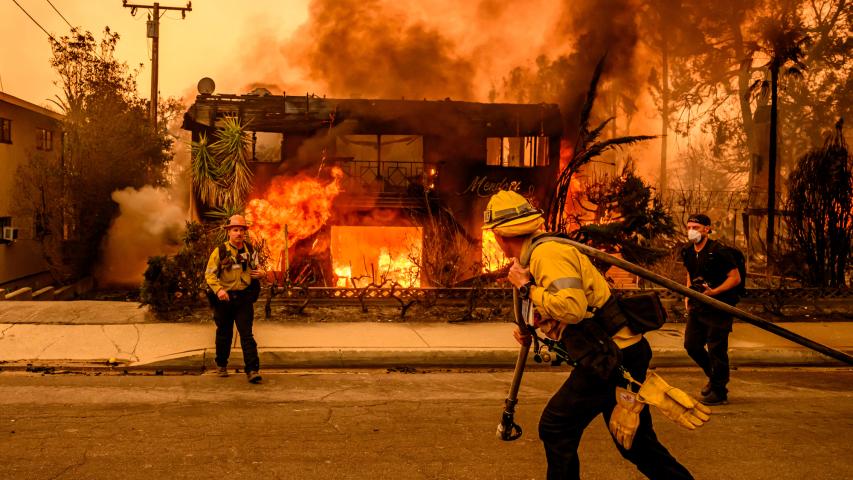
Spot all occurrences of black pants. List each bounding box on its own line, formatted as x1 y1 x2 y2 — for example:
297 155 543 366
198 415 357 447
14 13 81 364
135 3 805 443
684 310 731 396
538 338 694 480
212 292 259 372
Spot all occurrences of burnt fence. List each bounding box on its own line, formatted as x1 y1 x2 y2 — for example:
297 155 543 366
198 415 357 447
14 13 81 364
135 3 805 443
269 287 853 304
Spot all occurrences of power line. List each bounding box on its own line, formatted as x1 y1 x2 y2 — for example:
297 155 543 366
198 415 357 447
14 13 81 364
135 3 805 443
122 1 192 131
45 0 74 29
10 0 61 44
9 0 108 63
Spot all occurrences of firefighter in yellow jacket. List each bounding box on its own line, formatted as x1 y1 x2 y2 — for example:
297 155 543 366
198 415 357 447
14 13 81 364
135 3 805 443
483 190 694 480
205 214 265 384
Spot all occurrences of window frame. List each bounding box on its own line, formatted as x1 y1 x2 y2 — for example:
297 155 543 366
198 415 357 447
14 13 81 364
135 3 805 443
486 135 549 168
36 128 53 151
0 118 11 144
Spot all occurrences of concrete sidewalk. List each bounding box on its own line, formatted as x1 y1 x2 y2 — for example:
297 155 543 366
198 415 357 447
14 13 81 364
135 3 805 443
0 301 851 369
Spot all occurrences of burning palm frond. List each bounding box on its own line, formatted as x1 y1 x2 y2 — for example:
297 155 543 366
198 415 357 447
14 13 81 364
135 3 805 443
546 55 656 233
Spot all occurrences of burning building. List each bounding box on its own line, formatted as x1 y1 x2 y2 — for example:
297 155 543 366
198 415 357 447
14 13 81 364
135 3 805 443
182 81 562 287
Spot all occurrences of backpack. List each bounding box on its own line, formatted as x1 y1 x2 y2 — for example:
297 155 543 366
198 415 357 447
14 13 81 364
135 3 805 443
522 233 667 335
710 241 747 297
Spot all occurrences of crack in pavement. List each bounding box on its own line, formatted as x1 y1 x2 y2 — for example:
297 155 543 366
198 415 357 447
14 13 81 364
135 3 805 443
100 325 123 358
99 325 140 362
407 325 430 347
0 324 14 340
129 324 142 361
46 449 88 480
319 385 360 401
37 338 61 358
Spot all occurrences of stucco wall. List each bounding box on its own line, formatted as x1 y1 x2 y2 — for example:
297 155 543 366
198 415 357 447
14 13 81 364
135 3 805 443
0 95 62 286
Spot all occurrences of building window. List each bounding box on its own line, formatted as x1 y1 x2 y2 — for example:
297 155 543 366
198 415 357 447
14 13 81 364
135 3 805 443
0 217 10 239
486 136 549 167
335 134 424 190
36 128 53 151
0 118 11 144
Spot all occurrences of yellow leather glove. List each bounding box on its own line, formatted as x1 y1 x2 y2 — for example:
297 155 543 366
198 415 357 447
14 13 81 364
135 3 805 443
637 372 712 430
609 387 644 450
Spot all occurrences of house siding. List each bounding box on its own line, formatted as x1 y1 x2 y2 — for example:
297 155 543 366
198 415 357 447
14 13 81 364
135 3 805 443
0 93 63 288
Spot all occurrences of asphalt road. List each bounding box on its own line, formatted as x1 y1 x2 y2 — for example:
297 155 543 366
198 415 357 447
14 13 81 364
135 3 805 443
0 367 851 480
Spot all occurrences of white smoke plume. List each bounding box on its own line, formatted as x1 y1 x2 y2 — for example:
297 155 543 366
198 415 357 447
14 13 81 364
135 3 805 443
95 185 189 287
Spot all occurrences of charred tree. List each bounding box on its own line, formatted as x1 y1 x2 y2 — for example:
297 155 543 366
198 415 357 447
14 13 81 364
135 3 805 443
570 161 677 266
747 12 811 258
784 119 852 288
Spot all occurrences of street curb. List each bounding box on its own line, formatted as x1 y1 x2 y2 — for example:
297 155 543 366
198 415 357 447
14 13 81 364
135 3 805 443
4 347 850 371
136 348 525 369
129 346 853 369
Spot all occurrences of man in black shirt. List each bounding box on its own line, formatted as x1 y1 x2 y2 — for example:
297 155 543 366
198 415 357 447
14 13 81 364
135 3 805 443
680 214 741 405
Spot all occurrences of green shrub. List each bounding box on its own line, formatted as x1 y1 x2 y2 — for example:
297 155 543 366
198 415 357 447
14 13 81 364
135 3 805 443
140 221 217 314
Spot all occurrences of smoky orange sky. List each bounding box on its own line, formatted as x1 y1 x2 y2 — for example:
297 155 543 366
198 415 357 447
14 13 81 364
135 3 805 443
0 0 310 106
1 0 667 179
0 0 567 105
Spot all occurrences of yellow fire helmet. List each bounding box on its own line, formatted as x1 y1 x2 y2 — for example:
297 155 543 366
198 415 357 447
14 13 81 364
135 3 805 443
482 190 544 236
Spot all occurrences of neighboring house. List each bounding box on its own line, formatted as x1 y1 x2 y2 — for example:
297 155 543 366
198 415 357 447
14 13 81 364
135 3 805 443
0 91 63 291
183 88 563 285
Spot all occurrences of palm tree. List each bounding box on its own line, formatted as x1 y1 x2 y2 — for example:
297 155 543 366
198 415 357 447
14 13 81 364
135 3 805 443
190 116 254 212
190 133 219 205
209 116 253 209
546 56 656 232
749 12 811 258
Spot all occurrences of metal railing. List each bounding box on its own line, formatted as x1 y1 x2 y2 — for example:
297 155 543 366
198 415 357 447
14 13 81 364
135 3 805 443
268 286 853 303
339 159 425 192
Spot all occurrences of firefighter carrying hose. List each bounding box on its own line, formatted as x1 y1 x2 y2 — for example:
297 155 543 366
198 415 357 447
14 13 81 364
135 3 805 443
484 190 702 480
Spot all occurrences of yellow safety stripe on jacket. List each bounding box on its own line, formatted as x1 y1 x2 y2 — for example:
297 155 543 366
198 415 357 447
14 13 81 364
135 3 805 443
522 237 642 349
205 243 252 294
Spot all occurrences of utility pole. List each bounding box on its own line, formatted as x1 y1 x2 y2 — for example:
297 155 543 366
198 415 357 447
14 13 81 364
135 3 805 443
659 28 669 194
122 1 191 131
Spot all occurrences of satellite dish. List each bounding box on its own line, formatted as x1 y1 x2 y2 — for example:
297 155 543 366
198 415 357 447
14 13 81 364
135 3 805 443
197 77 215 95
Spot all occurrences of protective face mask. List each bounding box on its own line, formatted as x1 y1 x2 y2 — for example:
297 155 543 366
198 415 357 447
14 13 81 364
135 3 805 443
687 229 702 244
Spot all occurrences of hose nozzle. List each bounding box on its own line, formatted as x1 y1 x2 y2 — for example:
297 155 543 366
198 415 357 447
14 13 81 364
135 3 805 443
497 410 523 441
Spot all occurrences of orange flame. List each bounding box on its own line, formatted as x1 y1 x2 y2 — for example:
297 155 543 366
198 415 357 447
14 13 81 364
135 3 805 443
377 247 420 287
559 138 573 171
333 265 352 287
331 226 421 287
245 167 344 269
481 230 510 273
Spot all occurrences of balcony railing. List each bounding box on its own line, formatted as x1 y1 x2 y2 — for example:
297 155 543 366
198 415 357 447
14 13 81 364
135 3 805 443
338 159 425 193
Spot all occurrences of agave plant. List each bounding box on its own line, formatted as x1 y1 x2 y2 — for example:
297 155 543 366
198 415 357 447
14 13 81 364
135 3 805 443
209 116 253 209
190 133 221 205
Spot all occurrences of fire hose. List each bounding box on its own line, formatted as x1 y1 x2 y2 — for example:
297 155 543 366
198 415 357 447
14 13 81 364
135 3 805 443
498 238 853 441
496 288 530 441
562 238 853 366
